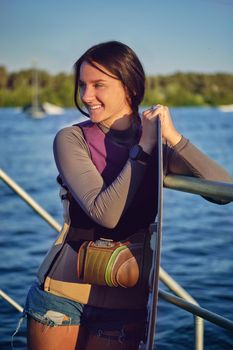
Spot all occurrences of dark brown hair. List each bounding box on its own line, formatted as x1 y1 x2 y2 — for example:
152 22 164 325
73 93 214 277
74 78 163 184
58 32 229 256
74 41 145 117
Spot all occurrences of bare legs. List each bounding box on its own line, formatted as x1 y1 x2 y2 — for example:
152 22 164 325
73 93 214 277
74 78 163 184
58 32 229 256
27 317 144 350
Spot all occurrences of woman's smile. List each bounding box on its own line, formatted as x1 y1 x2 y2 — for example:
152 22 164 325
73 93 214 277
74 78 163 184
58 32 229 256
87 103 104 113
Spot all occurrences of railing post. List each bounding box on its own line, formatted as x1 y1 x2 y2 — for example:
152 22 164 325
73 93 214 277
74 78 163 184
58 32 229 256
159 267 204 350
194 316 204 350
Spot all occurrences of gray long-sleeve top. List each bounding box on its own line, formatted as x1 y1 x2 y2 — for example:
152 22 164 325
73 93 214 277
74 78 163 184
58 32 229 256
53 122 232 229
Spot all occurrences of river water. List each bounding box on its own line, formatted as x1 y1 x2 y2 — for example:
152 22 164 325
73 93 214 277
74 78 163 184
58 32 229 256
0 107 233 349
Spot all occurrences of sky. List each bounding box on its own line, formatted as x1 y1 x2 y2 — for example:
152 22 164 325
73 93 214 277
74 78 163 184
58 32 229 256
0 0 233 76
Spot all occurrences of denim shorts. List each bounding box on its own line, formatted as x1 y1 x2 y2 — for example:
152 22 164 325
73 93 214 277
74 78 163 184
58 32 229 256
24 281 147 332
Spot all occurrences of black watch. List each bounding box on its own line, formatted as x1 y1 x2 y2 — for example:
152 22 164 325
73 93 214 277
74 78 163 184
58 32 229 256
129 144 150 163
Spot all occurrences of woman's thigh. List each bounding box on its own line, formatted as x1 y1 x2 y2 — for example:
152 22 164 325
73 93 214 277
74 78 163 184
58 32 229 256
27 317 89 350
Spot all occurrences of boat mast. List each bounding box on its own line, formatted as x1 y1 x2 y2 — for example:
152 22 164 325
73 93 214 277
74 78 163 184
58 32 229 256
32 61 39 111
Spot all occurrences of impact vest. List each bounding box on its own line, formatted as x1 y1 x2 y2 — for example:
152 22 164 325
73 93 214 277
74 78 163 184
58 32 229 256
37 121 157 309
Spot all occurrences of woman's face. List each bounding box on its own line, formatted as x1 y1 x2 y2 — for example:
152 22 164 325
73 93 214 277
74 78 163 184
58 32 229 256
79 61 132 129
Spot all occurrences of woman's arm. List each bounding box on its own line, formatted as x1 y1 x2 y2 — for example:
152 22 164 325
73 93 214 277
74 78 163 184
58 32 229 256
53 126 147 229
165 137 233 204
166 136 233 183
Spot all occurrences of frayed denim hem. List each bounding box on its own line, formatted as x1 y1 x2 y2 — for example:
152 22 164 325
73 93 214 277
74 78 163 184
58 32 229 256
25 308 73 327
11 314 25 349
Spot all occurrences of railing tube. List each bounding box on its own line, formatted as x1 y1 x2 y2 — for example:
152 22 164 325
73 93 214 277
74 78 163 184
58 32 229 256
164 175 233 202
159 289 233 332
0 289 23 313
159 267 204 350
0 169 61 232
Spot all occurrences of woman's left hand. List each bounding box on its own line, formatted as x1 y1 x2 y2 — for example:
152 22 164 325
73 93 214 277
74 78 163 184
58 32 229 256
143 104 182 146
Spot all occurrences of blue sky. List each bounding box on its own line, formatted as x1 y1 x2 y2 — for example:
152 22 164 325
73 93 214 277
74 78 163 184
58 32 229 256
0 0 232 75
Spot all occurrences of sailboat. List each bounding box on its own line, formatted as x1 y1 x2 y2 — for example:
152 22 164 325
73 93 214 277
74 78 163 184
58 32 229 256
23 65 64 118
218 104 233 112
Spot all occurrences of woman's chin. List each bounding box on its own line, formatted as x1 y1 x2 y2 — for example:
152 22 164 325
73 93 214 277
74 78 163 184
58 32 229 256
89 113 105 124
89 116 101 123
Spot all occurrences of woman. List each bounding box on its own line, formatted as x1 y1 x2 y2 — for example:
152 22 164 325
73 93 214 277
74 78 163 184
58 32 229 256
24 41 232 350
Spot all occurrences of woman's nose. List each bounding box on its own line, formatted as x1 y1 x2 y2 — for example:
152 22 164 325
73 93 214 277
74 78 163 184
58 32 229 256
81 85 94 103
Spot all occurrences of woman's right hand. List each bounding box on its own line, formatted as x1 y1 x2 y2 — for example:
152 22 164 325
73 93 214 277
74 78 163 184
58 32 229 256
139 104 182 153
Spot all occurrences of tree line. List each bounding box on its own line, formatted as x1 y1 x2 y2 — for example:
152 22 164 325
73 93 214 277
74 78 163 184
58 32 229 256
0 65 232 107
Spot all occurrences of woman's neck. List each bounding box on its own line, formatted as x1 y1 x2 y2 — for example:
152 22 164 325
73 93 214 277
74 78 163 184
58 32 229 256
98 114 140 146
100 113 133 131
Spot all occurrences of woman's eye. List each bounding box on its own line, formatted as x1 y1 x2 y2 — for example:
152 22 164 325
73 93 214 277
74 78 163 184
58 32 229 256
94 83 104 88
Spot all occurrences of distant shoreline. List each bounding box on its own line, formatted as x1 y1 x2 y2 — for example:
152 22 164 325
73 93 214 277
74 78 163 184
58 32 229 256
0 66 232 107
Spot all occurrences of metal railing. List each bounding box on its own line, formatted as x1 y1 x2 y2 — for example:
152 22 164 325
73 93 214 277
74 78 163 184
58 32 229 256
1 168 233 350
0 169 61 232
159 267 204 350
159 289 233 332
164 174 233 202
0 289 23 313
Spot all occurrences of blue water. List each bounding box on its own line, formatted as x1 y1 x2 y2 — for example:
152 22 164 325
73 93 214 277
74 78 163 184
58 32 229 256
0 107 233 349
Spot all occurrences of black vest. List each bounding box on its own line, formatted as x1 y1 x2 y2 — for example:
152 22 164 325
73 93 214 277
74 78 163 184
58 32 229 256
69 121 158 240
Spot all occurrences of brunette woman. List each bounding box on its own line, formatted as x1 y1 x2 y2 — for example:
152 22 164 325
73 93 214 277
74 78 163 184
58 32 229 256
24 41 232 350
